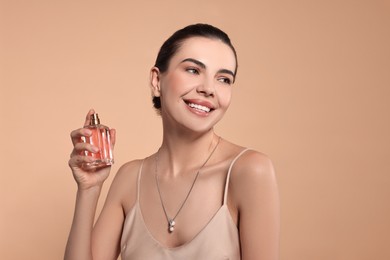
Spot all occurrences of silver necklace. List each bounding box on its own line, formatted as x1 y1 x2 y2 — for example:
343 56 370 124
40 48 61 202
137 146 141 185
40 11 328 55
155 137 221 233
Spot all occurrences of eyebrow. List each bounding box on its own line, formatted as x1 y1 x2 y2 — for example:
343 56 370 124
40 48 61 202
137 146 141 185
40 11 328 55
181 58 236 80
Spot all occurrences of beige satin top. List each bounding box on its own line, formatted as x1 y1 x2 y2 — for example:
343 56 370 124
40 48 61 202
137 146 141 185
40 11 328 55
120 149 249 260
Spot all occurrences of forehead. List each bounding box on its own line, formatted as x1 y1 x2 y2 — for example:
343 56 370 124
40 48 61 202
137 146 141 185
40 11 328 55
171 37 236 71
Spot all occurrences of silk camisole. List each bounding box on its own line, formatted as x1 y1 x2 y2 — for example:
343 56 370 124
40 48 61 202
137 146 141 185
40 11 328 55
120 149 250 260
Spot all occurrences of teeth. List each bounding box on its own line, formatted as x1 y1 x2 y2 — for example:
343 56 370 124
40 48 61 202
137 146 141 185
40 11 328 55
188 102 211 112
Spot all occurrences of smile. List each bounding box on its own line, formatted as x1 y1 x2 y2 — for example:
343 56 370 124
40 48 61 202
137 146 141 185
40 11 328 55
187 102 211 113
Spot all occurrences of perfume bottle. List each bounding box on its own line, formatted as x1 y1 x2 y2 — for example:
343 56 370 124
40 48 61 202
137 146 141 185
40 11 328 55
82 113 114 169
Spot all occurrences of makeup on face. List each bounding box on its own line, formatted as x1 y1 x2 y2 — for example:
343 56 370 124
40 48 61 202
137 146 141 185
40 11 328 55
180 58 235 83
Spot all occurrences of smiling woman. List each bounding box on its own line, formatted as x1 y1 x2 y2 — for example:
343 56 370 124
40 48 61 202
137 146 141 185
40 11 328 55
150 36 236 133
65 24 279 260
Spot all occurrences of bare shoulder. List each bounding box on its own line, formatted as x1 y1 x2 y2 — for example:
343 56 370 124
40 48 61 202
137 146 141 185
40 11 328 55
106 159 145 213
114 159 144 180
220 139 275 179
110 159 143 188
232 149 275 178
227 148 278 209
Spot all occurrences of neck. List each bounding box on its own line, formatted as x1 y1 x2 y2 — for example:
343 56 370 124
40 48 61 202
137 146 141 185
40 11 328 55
157 129 219 177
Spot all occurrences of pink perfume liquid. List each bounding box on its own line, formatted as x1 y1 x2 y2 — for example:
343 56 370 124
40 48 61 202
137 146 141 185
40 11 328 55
82 113 114 169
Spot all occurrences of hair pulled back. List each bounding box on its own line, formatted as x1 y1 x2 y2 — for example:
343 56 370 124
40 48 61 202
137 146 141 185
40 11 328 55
152 23 238 110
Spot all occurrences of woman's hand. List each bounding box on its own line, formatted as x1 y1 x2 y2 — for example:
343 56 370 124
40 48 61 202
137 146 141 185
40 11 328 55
68 109 116 190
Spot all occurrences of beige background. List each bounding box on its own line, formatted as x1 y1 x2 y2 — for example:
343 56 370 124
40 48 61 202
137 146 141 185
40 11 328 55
1 0 389 259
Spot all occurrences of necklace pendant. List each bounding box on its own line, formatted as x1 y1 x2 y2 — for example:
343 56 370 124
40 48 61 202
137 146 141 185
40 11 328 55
168 219 175 233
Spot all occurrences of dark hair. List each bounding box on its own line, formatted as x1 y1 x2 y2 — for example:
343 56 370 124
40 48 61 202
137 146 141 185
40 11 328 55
152 23 238 110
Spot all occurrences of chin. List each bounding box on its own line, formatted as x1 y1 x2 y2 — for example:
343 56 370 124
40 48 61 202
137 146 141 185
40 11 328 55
182 118 223 134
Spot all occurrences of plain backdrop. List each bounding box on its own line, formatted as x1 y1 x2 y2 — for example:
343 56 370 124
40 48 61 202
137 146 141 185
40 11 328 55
1 0 389 259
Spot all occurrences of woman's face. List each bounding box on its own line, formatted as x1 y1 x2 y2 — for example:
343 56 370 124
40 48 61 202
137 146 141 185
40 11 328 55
151 36 237 133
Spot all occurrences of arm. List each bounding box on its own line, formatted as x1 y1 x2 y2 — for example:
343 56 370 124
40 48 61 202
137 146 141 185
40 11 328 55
64 185 104 260
65 162 138 260
64 110 125 260
232 151 280 260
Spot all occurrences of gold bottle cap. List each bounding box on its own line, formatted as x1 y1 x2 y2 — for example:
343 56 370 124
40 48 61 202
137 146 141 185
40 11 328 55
90 113 100 125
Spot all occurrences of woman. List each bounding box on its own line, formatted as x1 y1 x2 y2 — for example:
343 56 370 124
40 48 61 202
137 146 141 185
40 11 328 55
65 24 279 260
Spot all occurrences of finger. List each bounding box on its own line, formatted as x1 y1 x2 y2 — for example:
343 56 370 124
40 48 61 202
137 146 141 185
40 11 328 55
68 154 94 168
70 128 92 146
72 142 99 155
83 109 95 127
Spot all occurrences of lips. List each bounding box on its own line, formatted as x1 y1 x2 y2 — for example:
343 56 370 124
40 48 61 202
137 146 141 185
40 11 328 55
184 99 215 113
187 102 211 112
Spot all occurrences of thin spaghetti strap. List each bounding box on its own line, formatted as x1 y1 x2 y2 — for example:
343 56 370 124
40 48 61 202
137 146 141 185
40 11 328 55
223 148 251 205
136 159 145 203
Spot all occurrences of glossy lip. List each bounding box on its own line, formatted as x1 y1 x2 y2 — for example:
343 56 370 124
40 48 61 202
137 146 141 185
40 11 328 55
183 98 216 117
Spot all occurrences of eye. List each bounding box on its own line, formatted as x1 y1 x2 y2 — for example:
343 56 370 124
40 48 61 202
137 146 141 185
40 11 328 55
218 77 233 85
186 67 199 74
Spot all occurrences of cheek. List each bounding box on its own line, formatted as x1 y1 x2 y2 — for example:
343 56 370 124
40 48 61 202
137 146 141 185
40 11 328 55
218 88 232 109
163 73 191 95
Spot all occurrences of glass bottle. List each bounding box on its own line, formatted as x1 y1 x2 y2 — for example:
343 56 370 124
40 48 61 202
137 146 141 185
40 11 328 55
82 113 114 169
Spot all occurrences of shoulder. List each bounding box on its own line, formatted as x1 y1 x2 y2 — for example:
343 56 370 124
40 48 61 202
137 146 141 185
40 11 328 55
110 159 144 187
218 139 275 180
228 149 278 210
231 149 275 178
114 159 144 179
227 149 280 258
106 159 146 211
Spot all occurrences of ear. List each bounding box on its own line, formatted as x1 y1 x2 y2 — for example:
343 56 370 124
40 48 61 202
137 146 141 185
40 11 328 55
150 67 161 97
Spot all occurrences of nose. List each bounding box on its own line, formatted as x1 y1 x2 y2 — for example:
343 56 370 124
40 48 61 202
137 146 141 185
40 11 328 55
196 78 214 97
